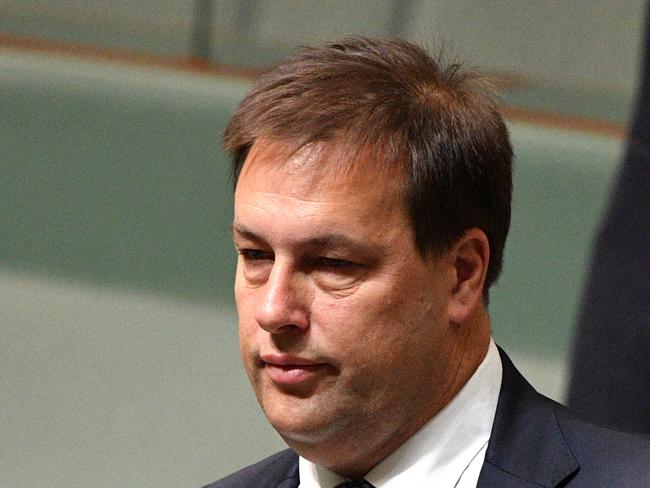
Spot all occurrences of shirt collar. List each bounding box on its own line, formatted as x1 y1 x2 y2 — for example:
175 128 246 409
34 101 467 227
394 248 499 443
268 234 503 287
299 338 502 488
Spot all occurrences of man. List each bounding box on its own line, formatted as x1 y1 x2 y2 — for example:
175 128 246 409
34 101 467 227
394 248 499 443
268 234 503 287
206 39 649 487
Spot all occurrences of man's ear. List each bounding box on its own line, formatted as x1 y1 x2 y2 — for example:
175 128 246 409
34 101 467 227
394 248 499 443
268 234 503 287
447 228 490 325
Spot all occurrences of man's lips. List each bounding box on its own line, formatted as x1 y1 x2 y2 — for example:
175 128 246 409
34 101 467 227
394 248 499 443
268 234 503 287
260 354 328 385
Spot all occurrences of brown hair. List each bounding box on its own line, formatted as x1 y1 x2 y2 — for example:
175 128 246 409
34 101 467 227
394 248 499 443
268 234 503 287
224 38 512 293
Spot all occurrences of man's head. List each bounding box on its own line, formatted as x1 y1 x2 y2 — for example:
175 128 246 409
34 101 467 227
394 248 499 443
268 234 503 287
225 38 512 293
225 38 512 477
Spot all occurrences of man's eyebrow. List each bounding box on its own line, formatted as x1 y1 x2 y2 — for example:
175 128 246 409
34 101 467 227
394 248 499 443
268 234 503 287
305 234 371 253
232 224 379 255
231 224 260 241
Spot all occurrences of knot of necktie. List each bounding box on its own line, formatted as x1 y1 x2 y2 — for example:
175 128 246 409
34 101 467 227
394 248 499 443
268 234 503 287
333 480 376 488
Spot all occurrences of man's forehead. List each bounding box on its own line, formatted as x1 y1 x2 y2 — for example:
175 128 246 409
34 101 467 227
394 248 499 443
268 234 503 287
239 137 403 189
235 136 406 228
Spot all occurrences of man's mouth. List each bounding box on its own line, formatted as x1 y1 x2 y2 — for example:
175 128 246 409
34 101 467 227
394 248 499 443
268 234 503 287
260 354 327 386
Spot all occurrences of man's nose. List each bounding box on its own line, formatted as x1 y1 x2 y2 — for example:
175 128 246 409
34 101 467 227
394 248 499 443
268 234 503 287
255 261 309 334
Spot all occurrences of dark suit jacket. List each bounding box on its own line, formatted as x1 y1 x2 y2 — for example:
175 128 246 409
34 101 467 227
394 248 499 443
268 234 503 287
205 349 650 487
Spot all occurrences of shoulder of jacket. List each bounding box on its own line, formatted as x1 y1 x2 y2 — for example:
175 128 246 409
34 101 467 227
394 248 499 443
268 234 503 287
202 449 299 488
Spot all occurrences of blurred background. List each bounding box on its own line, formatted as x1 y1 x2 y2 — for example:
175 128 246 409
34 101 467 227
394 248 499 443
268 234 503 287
1 1 646 487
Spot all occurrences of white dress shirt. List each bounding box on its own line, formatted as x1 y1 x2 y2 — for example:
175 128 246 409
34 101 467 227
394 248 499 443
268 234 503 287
299 338 502 488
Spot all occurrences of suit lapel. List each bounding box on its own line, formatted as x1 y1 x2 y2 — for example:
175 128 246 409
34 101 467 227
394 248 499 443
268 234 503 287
477 348 579 487
275 476 300 488
273 452 299 488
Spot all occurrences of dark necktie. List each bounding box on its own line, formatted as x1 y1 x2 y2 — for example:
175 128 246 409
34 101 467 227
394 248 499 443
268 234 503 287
333 481 376 488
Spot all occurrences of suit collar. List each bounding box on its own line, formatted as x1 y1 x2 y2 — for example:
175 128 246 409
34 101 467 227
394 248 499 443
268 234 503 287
478 347 579 487
275 451 299 488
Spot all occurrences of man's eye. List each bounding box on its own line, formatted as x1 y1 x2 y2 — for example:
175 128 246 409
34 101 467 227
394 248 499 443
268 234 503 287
311 257 363 292
318 257 355 269
313 257 362 273
240 249 273 261
239 249 273 283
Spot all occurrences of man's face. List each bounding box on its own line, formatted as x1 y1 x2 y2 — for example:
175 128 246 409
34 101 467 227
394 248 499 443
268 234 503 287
233 140 460 453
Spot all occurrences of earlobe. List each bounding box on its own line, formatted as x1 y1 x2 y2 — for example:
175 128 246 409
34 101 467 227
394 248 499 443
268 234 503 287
447 228 490 325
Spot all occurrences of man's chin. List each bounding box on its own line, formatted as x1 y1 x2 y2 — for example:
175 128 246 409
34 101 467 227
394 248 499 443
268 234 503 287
262 402 344 446
267 412 330 443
